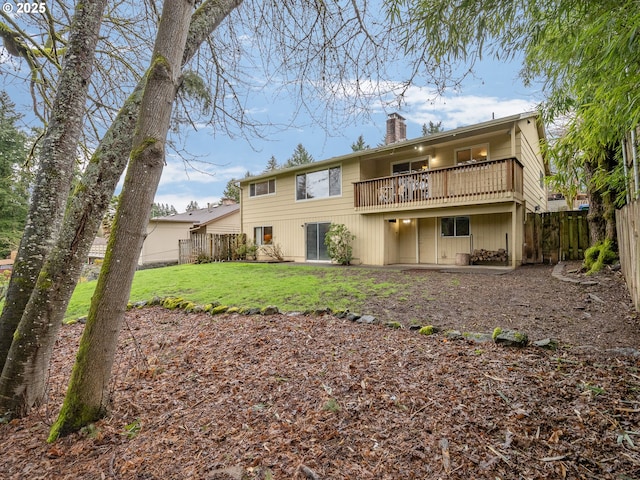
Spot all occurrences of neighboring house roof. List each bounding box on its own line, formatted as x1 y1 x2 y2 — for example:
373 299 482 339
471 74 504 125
241 111 546 183
150 203 240 229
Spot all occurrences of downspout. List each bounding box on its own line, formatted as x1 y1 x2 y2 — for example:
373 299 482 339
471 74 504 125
236 181 244 239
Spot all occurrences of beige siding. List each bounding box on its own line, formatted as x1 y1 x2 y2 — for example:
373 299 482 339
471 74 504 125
517 119 547 212
141 222 191 264
243 160 387 264
470 213 511 252
241 113 544 267
204 212 240 234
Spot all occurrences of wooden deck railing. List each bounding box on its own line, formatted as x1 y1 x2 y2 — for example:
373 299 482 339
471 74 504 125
354 157 523 211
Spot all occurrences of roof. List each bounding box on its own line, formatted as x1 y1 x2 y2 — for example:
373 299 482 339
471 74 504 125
150 203 240 226
241 111 544 183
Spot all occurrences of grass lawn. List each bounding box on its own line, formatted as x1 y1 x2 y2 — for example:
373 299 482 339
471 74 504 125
65 262 401 321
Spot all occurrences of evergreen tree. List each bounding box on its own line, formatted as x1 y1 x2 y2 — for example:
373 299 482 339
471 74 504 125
186 200 200 212
0 93 30 259
351 134 370 151
264 155 279 172
222 178 240 203
285 143 314 167
422 121 443 136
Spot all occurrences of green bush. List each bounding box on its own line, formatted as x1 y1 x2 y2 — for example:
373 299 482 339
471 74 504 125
583 240 617 274
324 223 355 265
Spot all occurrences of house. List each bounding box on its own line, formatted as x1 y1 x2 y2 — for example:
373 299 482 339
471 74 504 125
239 112 548 268
140 199 240 265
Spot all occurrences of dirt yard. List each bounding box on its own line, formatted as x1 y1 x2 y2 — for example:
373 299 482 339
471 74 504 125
0 262 639 479
363 261 640 351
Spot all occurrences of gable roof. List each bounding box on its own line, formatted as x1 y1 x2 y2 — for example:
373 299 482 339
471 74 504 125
150 203 240 226
242 111 545 183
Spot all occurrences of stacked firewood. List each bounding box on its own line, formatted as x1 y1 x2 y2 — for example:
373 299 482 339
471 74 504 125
471 248 508 264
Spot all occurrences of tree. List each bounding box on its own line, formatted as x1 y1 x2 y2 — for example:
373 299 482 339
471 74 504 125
49 0 197 439
100 195 120 240
285 143 314 167
0 0 108 408
264 155 279 172
0 93 30 259
186 200 200 212
221 178 240 203
422 121 443 136
351 135 370 151
0 0 456 422
150 202 177 217
0 0 243 418
389 0 638 243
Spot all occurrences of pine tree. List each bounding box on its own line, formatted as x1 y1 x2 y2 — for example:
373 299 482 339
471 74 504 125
186 200 200 212
285 143 314 167
0 92 30 259
351 134 370 151
222 178 240 203
422 121 443 136
264 155 279 172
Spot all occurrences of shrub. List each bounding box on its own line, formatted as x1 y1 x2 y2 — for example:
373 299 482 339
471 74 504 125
236 240 258 260
260 242 284 261
324 223 355 265
583 239 617 274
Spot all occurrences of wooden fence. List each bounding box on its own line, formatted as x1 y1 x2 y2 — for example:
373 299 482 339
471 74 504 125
616 200 640 311
523 210 590 264
179 233 245 264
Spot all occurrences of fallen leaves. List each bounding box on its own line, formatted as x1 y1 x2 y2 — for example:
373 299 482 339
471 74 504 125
0 306 639 479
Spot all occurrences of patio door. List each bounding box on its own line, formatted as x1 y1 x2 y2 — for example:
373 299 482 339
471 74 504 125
306 222 331 261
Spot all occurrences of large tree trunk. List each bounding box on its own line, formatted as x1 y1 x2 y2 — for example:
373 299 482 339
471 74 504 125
0 0 243 419
49 0 243 439
584 146 619 247
0 0 107 374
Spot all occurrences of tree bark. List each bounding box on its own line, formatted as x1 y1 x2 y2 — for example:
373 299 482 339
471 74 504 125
0 0 243 419
0 0 107 374
584 146 619 247
49 0 242 439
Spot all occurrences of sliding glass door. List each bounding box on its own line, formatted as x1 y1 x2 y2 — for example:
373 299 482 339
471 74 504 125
306 222 331 261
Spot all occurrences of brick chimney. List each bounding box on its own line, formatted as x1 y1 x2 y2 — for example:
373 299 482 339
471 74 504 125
220 197 237 206
385 113 407 145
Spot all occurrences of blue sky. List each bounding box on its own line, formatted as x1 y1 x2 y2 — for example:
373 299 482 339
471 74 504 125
1 4 541 213
158 57 540 212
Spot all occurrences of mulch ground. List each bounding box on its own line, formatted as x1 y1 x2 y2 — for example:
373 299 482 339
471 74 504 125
1 262 639 479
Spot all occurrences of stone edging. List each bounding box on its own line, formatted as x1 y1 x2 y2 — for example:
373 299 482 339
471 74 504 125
552 261 598 285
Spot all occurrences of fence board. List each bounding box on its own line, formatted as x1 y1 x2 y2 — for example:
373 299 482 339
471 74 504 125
616 201 640 312
523 210 589 264
178 233 245 264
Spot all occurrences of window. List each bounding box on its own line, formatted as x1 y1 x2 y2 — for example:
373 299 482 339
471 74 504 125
296 166 341 200
391 158 429 175
306 222 331 261
254 226 273 245
455 144 488 164
441 216 470 237
249 178 276 197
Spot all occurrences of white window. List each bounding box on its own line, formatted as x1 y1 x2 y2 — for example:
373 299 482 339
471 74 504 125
254 226 273 245
455 144 488 164
441 216 470 237
391 157 430 175
296 166 341 200
249 178 276 197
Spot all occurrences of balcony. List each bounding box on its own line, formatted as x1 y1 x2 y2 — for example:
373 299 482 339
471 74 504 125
354 157 523 213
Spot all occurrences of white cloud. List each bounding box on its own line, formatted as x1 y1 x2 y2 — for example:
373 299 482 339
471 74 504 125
400 88 539 129
158 158 246 188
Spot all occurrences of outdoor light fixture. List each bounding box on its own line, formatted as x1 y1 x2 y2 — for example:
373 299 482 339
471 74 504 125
402 219 411 224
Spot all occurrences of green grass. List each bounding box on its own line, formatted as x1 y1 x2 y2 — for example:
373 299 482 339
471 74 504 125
65 263 400 321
